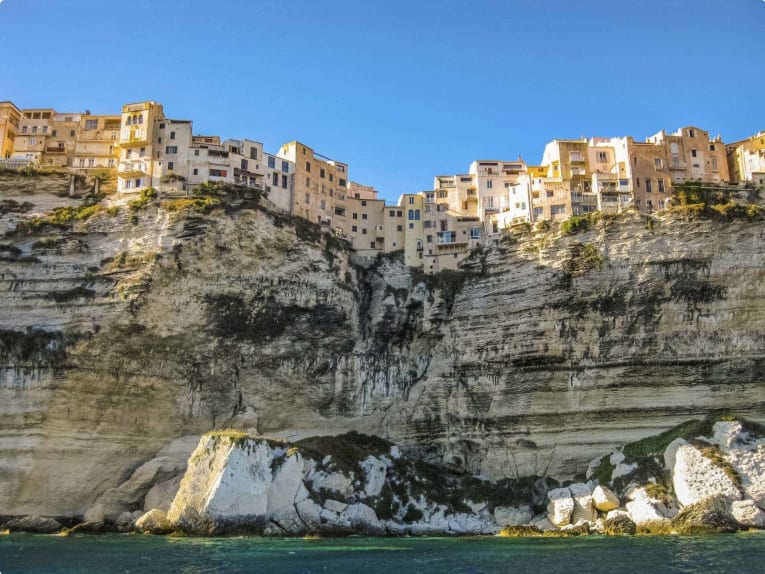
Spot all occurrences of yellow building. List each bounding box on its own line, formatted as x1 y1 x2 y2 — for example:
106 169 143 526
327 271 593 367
73 114 121 172
277 141 349 228
532 139 597 221
400 193 425 268
726 132 765 185
117 101 164 193
0 101 21 159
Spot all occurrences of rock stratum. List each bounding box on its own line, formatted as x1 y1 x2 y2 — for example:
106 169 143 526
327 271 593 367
1 172 764 527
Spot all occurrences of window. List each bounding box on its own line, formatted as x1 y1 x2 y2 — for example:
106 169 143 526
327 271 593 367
159 123 166 129
414 210 420 220
389 210 395 217
361 200 367 206
352 226 357 232
550 204 567 215
282 175 288 188
241 159 248 170
397 225 403 232
397 210 402 217
22 126 27 133
306 162 311 172
353 213 358 220
408 209 415 220
320 168 325 178
194 149 200 156
140 147 146 156
306 177 310 186
268 156 276 168
70 130 75 137
711 158 718 170
281 160 289 173
209 169 227 177
29 137 36 145
370 242 376 249
486 179 493 189
339 179 346 187
31 126 37 134
709 144 716 152
655 158 663 169
362 214 367 220
158 137 162 143
272 173 279 186
362 228 367 235
636 177 641 187
691 149 697 158
426 235 433 243
138 115 143 124
424 220 432 228
193 168 199 176
408 197 415 205
645 179 653 193
85 119 98 130
689 129 695 138
305 193 310 203
670 142 679 154
170 132 176 140
597 151 608 162
168 161 174 170
166 146 178 154
42 126 48 134
409 223 414 229
658 179 665 193
470 228 480 239
320 199 326 209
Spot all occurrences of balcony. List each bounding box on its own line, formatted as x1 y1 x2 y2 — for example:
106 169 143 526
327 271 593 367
45 147 66 154
77 132 119 142
375 225 384 237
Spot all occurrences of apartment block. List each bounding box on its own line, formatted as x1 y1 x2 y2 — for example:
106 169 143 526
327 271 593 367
264 152 294 212
727 132 765 185
277 141 349 228
73 114 121 172
116 101 165 193
13 109 82 167
0 101 21 159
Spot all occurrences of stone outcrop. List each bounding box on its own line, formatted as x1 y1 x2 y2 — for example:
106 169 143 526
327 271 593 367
1 173 765 523
2 515 62 533
592 486 619 512
731 499 765 527
664 438 741 506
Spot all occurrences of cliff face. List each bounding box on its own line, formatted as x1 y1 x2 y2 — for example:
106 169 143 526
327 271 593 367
1 173 764 519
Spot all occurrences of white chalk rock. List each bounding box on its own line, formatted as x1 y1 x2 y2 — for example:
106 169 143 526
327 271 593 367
664 438 741 507
731 499 765 528
323 499 347 513
606 509 630 520
727 444 765 509
309 470 353 497
344 503 382 534
546 487 574 527
296 499 322 529
529 513 557 531
135 509 172 534
569 482 597 523
592 485 620 512
360 456 387 497
625 489 672 525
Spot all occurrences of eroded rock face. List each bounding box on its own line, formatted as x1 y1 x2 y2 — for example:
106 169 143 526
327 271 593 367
546 487 574 527
2 174 765 519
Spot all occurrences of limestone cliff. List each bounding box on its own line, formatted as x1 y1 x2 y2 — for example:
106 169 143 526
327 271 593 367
1 172 764 521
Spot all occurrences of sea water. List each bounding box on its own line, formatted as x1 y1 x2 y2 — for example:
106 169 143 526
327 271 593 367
1 532 764 573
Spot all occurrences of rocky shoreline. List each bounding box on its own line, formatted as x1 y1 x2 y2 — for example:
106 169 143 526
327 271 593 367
3 417 763 538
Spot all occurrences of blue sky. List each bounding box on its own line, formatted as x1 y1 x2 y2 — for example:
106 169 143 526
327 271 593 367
1 0 763 202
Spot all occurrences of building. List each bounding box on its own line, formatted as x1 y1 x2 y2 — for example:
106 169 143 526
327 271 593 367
73 114 121 172
277 141 349 227
116 101 165 193
0 101 21 159
727 132 765 185
12 108 83 167
532 139 597 221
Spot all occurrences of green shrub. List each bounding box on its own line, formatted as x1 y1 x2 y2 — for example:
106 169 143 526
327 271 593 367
128 187 158 211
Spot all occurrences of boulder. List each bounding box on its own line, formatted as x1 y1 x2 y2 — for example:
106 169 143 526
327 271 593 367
494 505 533 527
602 514 636 535
561 521 590 536
4 515 62 534
569 483 596 523
135 509 173 535
606 509 630 520
726 444 765 509
83 503 105 524
731 499 765 528
664 438 741 507
625 489 672 526
592 486 620 512
447 512 491 534
359 456 387 498
309 470 353 497
343 503 382 535
115 511 136 533
672 495 738 534
296 499 322 529
546 487 574 527
323 499 347 513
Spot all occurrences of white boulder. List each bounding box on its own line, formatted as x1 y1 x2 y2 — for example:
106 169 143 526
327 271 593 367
592 485 620 512
569 482 597 523
546 487 574 527
343 503 382 534
360 456 387 497
731 499 765 528
664 438 741 507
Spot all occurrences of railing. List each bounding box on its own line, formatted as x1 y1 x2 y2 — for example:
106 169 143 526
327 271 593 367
77 133 118 141
46 147 66 154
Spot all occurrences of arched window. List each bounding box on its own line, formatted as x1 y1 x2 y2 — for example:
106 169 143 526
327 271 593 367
138 115 144 124
408 209 414 220
126 116 132 126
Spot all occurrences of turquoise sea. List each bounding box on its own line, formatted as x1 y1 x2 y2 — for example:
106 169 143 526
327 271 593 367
1 533 764 573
